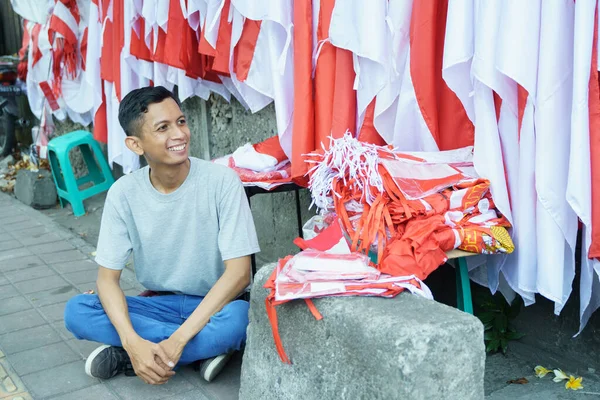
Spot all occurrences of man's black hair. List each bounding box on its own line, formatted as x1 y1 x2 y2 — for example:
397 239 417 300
118 86 181 137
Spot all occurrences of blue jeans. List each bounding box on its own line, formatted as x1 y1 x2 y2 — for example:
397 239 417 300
64 294 249 365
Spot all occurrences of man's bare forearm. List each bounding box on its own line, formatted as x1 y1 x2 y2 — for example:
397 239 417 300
96 270 140 348
170 256 251 346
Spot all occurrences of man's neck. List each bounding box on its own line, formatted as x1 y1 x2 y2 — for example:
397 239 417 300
148 158 191 194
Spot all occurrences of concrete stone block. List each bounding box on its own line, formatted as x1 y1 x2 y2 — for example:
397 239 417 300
240 263 485 400
14 169 57 209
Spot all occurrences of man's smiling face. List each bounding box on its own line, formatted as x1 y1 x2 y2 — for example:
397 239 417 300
136 97 190 166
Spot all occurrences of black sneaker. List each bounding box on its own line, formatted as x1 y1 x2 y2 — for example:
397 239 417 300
85 345 135 379
199 351 235 382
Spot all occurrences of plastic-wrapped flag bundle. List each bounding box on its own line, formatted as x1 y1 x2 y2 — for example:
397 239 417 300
304 133 515 278
213 136 293 190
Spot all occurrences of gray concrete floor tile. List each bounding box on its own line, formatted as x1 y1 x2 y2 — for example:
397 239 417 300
74 281 97 293
4 265 58 284
108 372 195 400
14 275 70 295
0 295 33 316
163 388 213 400
10 219 43 232
180 352 242 400
20 360 99 398
29 240 75 256
10 341 80 376
0 309 46 334
0 233 14 242
0 214 30 225
41 250 89 265
66 339 103 359
0 239 23 252
62 269 99 285
47 383 120 400
0 254 45 272
37 302 67 322
52 321 74 341
0 324 62 355
11 231 63 247
27 285 79 307
51 259 98 274
0 283 19 300
0 247 32 263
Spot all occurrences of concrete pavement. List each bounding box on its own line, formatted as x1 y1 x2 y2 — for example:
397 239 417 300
0 192 242 400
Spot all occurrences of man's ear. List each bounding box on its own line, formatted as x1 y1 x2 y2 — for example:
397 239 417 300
125 135 144 156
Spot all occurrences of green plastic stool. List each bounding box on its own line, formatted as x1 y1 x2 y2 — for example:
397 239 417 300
48 130 115 217
368 249 474 314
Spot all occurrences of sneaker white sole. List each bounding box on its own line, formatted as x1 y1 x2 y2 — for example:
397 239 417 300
200 352 234 382
85 344 111 378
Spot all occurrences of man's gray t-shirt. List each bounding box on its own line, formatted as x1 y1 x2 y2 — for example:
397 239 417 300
95 157 260 296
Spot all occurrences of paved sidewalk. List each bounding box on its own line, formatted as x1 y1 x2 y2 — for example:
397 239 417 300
0 192 242 400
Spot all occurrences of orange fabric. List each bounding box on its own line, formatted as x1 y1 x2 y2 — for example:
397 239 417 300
291 0 315 184
313 0 336 150
330 48 357 137
358 99 387 146
100 0 124 99
80 27 88 71
211 0 232 76
589 7 600 259
517 84 528 141
409 0 474 150
153 0 185 69
93 86 108 143
233 19 261 82
130 20 154 62
253 136 288 163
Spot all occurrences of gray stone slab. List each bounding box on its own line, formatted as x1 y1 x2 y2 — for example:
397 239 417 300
14 169 58 209
42 250 88 264
14 274 70 295
51 259 98 274
108 371 196 400
0 214 30 225
52 321 74 341
49 383 120 400
163 388 212 400
0 254 45 272
66 338 103 359
74 281 97 293
63 269 98 285
0 233 13 242
0 295 32 316
37 302 67 322
27 285 79 307
0 246 32 263
0 309 46 334
0 239 23 252
4 265 58 283
9 219 43 232
0 283 18 300
239 263 486 400
181 352 242 400
21 360 99 398
0 274 7 286
10 341 80 376
29 240 75 256
14 232 63 247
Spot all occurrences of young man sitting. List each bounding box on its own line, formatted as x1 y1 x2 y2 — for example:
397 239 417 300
64 86 260 384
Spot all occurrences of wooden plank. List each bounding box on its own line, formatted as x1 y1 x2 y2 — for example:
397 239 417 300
446 249 479 260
